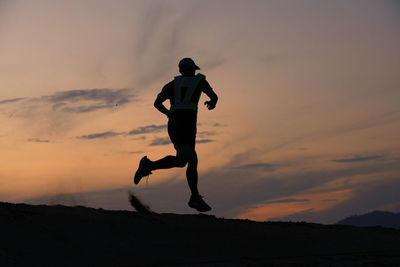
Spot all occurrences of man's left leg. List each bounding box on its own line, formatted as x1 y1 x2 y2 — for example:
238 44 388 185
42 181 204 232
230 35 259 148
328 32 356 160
185 149 199 196
179 144 211 212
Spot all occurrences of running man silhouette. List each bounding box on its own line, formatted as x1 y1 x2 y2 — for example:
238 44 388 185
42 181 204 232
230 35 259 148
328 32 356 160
134 58 218 212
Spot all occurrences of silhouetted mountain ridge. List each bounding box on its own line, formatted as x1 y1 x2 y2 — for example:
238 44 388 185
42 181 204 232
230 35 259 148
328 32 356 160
1 202 400 266
337 210 400 228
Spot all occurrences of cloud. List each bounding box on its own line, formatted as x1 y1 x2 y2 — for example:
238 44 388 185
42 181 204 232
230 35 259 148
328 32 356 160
60 104 114 113
196 139 214 144
197 131 217 138
264 198 310 204
77 124 167 141
253 107 400 157
235 162 279 172
0 88 136 120
148 137 214 146
128 124 167 135
132 136 146 140
149 137 171 146
131 1 188 87
130 1 227 88
45 88 133 105
212 122 227 127
332 155 382 163
0 97 26 105
127 151 144 154
202 153 400 222
78 131 122 140
200 58 226 71
27 138 49 143
77 128 216 144
269 175 400 224
43 88 135 113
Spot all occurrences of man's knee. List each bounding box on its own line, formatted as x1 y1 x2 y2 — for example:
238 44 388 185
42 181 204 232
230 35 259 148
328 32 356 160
188 154 198 165
175 144 196 167
175 157 187 168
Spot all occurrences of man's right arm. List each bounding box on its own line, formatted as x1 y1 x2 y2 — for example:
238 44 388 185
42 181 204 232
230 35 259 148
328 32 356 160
154 85 171 118
154 95 170 118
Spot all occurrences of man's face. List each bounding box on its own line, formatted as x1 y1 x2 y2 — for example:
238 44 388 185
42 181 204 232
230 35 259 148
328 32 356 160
179 69 196 76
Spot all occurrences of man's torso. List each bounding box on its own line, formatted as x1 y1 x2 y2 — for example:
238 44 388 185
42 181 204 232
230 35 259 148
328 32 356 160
159 73 213 118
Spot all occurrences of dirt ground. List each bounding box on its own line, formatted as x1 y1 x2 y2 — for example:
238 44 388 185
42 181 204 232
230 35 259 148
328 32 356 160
1 202 400 266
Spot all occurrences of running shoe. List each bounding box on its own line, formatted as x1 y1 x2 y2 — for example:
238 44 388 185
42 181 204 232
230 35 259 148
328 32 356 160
134 156 152 185
188 194 212 212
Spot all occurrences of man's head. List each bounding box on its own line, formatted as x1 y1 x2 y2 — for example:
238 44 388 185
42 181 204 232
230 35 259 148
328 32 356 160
179 58 200 75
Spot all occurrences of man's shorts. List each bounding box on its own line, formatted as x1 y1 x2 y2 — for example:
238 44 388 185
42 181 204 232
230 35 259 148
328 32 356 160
168 110 197 148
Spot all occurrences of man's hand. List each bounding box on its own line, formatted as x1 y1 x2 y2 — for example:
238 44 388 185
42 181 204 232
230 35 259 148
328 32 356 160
204 100 216 110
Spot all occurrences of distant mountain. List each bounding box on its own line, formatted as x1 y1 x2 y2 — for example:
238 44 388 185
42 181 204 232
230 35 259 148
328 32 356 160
337 211 400 228
2 202 400 266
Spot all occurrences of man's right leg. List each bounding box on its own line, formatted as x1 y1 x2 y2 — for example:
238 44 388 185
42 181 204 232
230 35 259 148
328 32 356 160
150 155 186 170
150 144 199 195
134 142 188 185
134 155 186 185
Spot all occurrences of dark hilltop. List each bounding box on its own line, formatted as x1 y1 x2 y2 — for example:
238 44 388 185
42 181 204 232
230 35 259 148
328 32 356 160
1 202 400 266
337 210 400 229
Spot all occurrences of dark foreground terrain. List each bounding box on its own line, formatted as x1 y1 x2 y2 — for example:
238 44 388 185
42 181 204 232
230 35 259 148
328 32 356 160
1 202 400 266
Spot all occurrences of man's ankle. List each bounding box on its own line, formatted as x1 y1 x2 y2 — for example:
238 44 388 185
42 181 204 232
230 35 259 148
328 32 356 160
147 160 155 171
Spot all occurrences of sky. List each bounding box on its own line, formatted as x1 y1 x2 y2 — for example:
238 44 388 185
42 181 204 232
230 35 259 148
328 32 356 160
0 0 399 224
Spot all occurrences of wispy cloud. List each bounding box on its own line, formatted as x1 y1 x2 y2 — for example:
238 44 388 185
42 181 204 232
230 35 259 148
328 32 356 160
127 151 144 154
132 136 146 140
268 175 400 223
197 131 217 138
264 198 310 204
60 104 114 113
0 88 136 119
27 138 49 143
130 1 228 88
128 124 166 135
197 139 214 144
0 97 26 105
212 122 227 127
77 124 167 140
43 88 135 113
77 129 215 144
149 137 171 146
45 88 133 105
332 155 382 163
147 137 214 146
78 131 122 140
235 162 279 172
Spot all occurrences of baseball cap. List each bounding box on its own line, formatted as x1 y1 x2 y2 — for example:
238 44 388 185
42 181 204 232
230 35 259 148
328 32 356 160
178 58 200 70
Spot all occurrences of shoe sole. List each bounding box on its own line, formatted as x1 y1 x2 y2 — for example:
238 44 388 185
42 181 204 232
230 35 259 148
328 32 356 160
134 156 148 185
188 201 212 212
